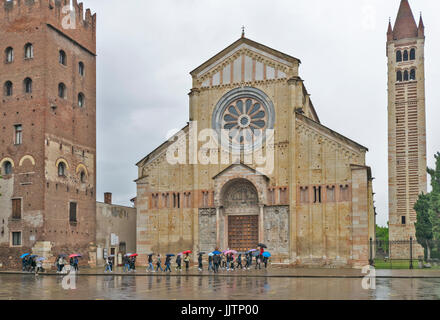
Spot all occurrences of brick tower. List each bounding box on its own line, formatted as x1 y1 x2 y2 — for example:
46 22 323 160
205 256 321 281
0 0 96 268
387 0 427 257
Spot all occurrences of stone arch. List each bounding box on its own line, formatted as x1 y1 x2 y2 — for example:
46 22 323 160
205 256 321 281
0 157 15 168
19 155 36 167
75 163 88 176
55 158 69 170
220 178 259 210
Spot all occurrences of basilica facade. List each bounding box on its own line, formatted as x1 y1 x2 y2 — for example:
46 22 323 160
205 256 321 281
135 36 376 268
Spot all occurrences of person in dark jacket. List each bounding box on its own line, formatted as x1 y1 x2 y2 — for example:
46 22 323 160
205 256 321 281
198 254 203 271
255 255 261 270
164 255 172 272
236 254 243 269
176 255 182 271
147 254 154 272
213 254 220 273
156 254 163 272
22 257 27 272
208 255 213 271
263 256 268 269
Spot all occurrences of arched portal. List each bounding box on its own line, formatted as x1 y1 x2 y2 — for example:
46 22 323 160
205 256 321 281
221 179 260 252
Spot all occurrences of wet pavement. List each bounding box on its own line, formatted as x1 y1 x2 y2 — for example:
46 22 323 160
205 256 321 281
1 267 440 300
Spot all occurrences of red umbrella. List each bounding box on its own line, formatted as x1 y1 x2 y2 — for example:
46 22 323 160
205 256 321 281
69 254 82 258
129 253 138 257
183 250 192 254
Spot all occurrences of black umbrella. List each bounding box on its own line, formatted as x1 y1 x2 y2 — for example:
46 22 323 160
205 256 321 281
198 252 206 255
148 253 154 256
258 243 267 248
166 254 175 257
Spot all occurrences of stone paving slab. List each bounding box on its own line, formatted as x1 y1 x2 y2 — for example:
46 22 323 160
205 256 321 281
2 266 440 278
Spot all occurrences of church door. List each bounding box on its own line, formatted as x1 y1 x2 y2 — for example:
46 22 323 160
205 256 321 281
228 215 259 252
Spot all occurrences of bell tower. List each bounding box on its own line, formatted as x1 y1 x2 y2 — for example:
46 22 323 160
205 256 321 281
387 0 427 256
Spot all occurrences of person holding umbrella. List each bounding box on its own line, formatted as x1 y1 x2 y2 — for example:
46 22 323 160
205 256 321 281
104 256 111 273
21 253 29 272
208 253 213 272
123 255 130 273
213 253 220 273
74 256 79 271
156 254 163 272
184 253 190 271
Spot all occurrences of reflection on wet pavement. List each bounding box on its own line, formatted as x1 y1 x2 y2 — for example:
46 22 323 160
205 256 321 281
1 274 440 300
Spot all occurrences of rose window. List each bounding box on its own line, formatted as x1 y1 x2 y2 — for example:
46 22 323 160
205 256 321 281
212 87 275 151
222 98 268 146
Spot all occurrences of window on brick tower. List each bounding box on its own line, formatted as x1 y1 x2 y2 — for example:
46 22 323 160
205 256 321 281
403 70 409 81
300 187 309 204
24 78 32 94
410 69 416 81
401 216 406 225
4 81 13 96
69 202 77 223
326 186 335 202
202 191 208 207
410 48 416 60
14 124 22 145
397 71 402 82
340 185 350 202
79 62 85 76
80 171 86 183
12 199 21 220
24 43 33 59
5 47 13 63
403 50 408 61
78 93 85 107
59 50 66 65
58 83 66 99
58 162 66 177
396 50 402 62
3 161 12 175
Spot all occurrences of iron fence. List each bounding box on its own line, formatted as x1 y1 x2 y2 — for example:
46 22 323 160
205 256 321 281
369 238 440 269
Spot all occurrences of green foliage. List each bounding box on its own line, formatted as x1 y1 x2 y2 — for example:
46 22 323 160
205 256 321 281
414 152 440 260
376 224 389 253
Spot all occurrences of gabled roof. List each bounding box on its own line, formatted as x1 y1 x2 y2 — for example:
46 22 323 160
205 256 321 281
190 36 301 77
212 162 270 181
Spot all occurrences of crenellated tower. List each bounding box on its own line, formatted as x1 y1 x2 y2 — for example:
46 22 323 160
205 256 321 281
0 0 97 268
387 0 426 257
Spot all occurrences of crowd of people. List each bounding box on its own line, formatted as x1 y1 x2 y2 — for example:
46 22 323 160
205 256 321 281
145 246 270 273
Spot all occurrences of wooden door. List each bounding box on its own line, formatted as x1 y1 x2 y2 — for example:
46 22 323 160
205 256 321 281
228 215 258 252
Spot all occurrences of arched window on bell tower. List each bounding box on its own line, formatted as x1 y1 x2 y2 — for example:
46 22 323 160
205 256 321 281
410 48 416 60
403 50 409 61
403 70 409 81
396 50 402 62
396 71 402 82
410 69 416 80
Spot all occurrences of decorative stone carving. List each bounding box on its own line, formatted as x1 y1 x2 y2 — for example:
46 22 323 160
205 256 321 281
264 206 289 254
198 208 216 252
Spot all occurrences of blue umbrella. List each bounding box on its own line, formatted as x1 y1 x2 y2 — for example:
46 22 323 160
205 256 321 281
20 253 30 259
212 250 221 255
166 254 175 257
208 253 214 257
263 252 271 258
29 255 38 258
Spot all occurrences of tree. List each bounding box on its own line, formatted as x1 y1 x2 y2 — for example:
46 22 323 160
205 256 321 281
414 193 433 260
376 223 389 254
414 152 440 260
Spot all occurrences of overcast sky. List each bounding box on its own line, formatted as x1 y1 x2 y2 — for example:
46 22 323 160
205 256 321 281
84 0 440 227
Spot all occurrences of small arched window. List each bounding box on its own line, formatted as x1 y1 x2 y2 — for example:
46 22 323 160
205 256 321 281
5 47 13 63
397 71 402 82
403 50 409 61
24 43 33 59
58 162 66 177
396 51 402 62
59 50 66 65
3 161 12 175
58 83 66 99
78 62 84 77
24 78 32 94
78 93 85 107
404 70 409 81
80 171 86 183
410 48 416 60
410 69 416 80
4 81 13 96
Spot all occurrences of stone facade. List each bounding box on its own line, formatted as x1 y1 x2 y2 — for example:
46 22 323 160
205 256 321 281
136 36 375 268
387 0 426 257
95 197 136 266
0 0 97 269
